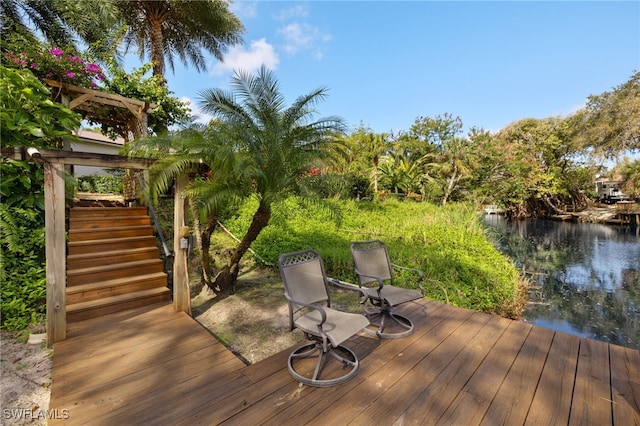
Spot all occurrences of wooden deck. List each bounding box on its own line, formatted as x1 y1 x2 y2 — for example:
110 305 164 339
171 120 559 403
49 299 640 425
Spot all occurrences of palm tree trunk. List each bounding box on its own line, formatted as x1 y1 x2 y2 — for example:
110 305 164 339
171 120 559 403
149 18 165 79
210 202 271 294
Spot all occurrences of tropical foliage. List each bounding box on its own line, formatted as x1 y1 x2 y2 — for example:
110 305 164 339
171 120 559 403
0 65 81 330
0 65 81 148
218 197 525 318
0 0 637 330
128 66 346 293
0 0 116 52
115 0 244 78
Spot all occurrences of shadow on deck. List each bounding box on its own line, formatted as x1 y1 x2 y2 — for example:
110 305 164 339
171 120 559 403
49 299 639 425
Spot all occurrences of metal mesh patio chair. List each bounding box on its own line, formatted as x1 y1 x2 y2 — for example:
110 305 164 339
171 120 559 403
278 249 370 387
350 240 424 338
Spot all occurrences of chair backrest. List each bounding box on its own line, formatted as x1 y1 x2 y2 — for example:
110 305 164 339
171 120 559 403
350 240 394 286
278 249 331 318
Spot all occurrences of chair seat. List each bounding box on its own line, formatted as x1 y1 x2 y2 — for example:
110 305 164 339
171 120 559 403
295 308 369 347
362 285 422 307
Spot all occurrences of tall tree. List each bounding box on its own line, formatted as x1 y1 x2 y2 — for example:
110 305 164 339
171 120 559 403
404 113 463 158
570 71 640 158
423 136 476 205
343 126 390 195
491 117 589 217
116 0 244 79
197 66 345 293
0 0 117 52
378 148 423 196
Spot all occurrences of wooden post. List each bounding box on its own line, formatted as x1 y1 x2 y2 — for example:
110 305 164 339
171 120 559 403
173 176 191 314
44 162 66 346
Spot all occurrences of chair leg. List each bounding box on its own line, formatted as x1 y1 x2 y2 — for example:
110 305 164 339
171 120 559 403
288 342 359 387
363 309 415 339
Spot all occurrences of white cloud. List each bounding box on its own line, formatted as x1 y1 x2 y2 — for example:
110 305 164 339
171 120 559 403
280 23 314 54
278 22 332 56
180 96 213 124
229 1 258 19
273 4 309 20
211 38 279 76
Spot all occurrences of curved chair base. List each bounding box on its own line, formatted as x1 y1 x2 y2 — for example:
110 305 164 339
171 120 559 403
363 310 415 339
288 342 359 387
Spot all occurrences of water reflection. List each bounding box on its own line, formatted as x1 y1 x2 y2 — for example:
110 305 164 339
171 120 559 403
483 215 640 349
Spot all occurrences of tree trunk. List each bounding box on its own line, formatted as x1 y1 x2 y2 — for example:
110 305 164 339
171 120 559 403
373 156 379 194
200 215 218 286
209 202 271 294
543 195 565 215
148 18 165 79
441 163 458 206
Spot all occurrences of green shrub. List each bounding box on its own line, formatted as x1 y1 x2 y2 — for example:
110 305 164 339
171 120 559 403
77 175 123 193
220 197 525 318
300 173 373 200
0 161 47 330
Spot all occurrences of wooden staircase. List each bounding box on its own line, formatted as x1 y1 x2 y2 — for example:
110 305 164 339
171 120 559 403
66 207 172 322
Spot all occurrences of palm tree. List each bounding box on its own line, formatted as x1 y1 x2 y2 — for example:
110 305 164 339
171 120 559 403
361 131 389 195
197 66 346 293
116 0 244 79
125 121 249 288
0 0 117 52
378 148 423 196
423 137 476 205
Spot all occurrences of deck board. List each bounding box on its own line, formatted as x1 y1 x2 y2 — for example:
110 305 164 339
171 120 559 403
49 299 639 425
610 344 640 424
480 324 553 425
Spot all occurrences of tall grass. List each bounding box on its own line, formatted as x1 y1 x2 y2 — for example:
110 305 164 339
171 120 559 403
222 197 526 319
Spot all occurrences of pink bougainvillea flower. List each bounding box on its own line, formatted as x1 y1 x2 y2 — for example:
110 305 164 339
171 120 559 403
50 48 64 57
30 63 37 68
65 71 75 79
90 82 97 88
86 63 101 73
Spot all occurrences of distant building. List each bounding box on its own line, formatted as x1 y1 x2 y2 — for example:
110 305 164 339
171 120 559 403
595 178 629 204
70 129 125 176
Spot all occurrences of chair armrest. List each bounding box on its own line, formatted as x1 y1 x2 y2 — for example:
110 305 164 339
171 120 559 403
284 293 327 325
326 277 367 298
353 269 386 291
391 263 425 294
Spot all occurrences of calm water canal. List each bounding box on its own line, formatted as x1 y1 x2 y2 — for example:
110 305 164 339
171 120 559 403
483 215 640 349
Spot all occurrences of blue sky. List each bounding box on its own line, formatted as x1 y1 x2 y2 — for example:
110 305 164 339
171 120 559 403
159 1 639 135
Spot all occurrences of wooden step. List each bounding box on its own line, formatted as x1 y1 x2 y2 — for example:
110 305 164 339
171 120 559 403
69 207 148 218
68 225 153 242
67 247 160 270
69 215 151 230
66 272 168 304
66 287 172 323
67 235 158 255
67 259 164 286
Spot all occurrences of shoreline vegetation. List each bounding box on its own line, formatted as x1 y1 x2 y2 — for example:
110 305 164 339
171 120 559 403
207 197 527 320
